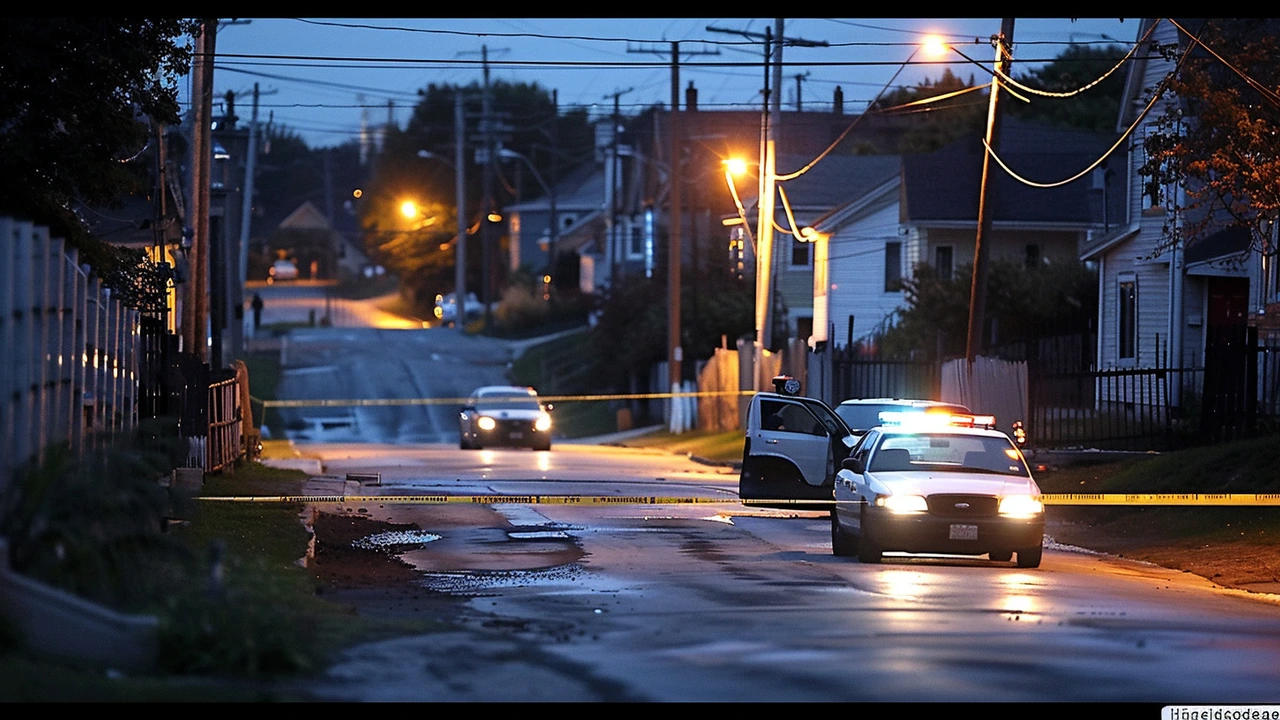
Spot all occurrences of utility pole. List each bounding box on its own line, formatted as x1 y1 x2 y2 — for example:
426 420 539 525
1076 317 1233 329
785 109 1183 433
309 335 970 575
481 45 494 329
967 18 1015 364
454 90 467 326
707 21 826 391
603 87 632 287
185 18 216 364
233 82 270 358
546 89 559 280
631 42 716 410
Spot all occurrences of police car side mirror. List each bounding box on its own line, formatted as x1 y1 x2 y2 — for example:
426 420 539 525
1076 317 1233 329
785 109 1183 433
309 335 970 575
841 456 865 474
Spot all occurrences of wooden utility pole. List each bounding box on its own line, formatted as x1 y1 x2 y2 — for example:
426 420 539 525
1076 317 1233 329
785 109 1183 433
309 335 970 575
707 21 825 390
668 44 681 392
966 18 1015 364
185 19 216 363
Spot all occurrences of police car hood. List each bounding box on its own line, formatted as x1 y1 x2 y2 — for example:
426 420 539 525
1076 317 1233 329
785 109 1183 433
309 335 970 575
871 470 1039 497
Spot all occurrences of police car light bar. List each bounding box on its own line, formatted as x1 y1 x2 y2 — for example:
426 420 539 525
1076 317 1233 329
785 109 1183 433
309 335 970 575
877 411 997 431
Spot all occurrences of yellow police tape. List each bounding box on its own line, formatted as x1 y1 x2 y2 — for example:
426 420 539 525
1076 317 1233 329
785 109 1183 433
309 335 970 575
197 493 1280 506
255 390 755 408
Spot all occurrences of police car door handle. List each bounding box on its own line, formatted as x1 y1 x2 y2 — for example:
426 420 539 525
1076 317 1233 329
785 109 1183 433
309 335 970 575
764 438 779 444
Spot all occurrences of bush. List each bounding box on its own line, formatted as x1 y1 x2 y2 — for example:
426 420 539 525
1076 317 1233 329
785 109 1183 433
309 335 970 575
0 418 196 612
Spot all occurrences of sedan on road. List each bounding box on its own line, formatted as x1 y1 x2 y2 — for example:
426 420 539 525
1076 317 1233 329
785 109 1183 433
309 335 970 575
831 411 1045 567
459 385 553 451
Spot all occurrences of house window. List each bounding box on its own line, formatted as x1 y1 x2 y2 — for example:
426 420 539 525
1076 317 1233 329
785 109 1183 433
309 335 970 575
934 246 953 281
1118 276 1137 361
627 219 644 258
884 241 903 292
790 236 811 268
1025 244 1040 269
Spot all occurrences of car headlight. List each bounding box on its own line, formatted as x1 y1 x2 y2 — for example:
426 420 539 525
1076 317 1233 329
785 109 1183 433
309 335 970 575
998 495 1044 518
876 494 928 514
434 306 444 319
534 414 552 432
477 416 497 431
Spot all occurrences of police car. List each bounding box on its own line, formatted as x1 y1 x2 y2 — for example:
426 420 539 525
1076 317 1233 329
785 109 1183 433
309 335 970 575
739 375 857 510
458 385 554 451
830 410 1045 568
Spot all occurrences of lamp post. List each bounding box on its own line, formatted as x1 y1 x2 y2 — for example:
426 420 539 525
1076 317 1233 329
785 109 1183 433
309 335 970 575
496 148 557 278
418 147 466 329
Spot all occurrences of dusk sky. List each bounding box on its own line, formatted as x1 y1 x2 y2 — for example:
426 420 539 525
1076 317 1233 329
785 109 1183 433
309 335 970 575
187 18 1137 149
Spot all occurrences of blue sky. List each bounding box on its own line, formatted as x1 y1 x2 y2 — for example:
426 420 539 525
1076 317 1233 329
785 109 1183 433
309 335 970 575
188 18 1137 149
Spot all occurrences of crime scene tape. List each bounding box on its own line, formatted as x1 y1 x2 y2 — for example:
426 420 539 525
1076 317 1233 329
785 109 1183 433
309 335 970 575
254 390 755 409
198 493 1280 506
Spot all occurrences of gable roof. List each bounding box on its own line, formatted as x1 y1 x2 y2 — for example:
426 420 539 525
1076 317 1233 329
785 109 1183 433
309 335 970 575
902 117 1125 227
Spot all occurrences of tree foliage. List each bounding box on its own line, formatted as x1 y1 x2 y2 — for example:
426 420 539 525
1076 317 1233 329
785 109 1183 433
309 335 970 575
0 18 200 309
1141 18 1280 257
879 259 1097 362
361 80 594 310
1007 43 1129 133
871 68 988 154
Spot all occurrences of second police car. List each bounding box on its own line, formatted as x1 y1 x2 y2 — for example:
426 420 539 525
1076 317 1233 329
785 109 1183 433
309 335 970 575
831 410 1045 567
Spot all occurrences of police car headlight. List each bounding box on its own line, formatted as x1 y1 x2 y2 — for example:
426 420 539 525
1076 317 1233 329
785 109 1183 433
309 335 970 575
477 416 497 431
998 495 1044 518
534 414 552 432
878 494 928 514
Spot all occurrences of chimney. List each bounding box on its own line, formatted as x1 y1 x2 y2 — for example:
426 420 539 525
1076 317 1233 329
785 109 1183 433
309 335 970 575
833 86 844 116
685 81 698 112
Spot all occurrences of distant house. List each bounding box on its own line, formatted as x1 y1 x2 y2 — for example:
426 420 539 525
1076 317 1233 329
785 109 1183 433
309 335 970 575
274 201 370 281
749 117 1125 351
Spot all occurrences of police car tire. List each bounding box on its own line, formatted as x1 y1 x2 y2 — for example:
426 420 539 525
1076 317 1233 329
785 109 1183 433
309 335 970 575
988 550 1013 562
1016 544 1042 568
830 512 856 557
856 508 882 563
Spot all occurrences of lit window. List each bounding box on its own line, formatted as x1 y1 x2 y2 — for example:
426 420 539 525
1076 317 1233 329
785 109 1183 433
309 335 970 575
885 241 903 292
1118 277 1137 361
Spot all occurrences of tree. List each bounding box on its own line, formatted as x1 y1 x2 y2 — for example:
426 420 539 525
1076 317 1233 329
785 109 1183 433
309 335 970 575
870 68 987 154
1007 43 1129 133
362 80 594 312
879 259 1097 362
1140 19 1280 258
0 19 200 306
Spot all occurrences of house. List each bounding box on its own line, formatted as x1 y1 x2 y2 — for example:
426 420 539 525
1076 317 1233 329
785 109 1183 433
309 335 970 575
758 117 1125 352
1083 17 1277 385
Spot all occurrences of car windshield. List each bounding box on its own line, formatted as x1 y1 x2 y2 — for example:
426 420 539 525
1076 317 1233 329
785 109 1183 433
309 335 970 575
871 432 1029 476
476 395 540 411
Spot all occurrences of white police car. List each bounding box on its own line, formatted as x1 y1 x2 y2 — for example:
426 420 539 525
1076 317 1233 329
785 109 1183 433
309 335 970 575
830 411 1045 568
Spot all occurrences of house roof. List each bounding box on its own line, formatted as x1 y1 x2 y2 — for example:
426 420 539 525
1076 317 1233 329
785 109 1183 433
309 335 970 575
504 162 603 212
279 201 332 230
902 117 1125 227
1185 225 1252 266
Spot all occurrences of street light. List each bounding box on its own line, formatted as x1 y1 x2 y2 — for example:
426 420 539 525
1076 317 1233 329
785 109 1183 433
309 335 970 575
418 148 466 328
496 147 558 279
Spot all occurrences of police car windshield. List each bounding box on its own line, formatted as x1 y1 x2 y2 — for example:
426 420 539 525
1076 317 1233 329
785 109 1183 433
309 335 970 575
873 432 1029 476
476 396 540 411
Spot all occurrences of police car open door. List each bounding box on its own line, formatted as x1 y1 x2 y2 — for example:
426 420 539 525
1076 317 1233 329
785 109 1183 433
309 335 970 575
740 392 853 509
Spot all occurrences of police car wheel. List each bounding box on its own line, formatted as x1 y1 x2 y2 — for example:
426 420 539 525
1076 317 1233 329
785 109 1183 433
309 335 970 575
1016 544 1042 569
856 507 882 563
831 512 856 557
988 550 1013 562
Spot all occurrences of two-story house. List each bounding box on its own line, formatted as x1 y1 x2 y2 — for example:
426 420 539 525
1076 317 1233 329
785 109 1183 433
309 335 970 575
1083 18 1278 395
